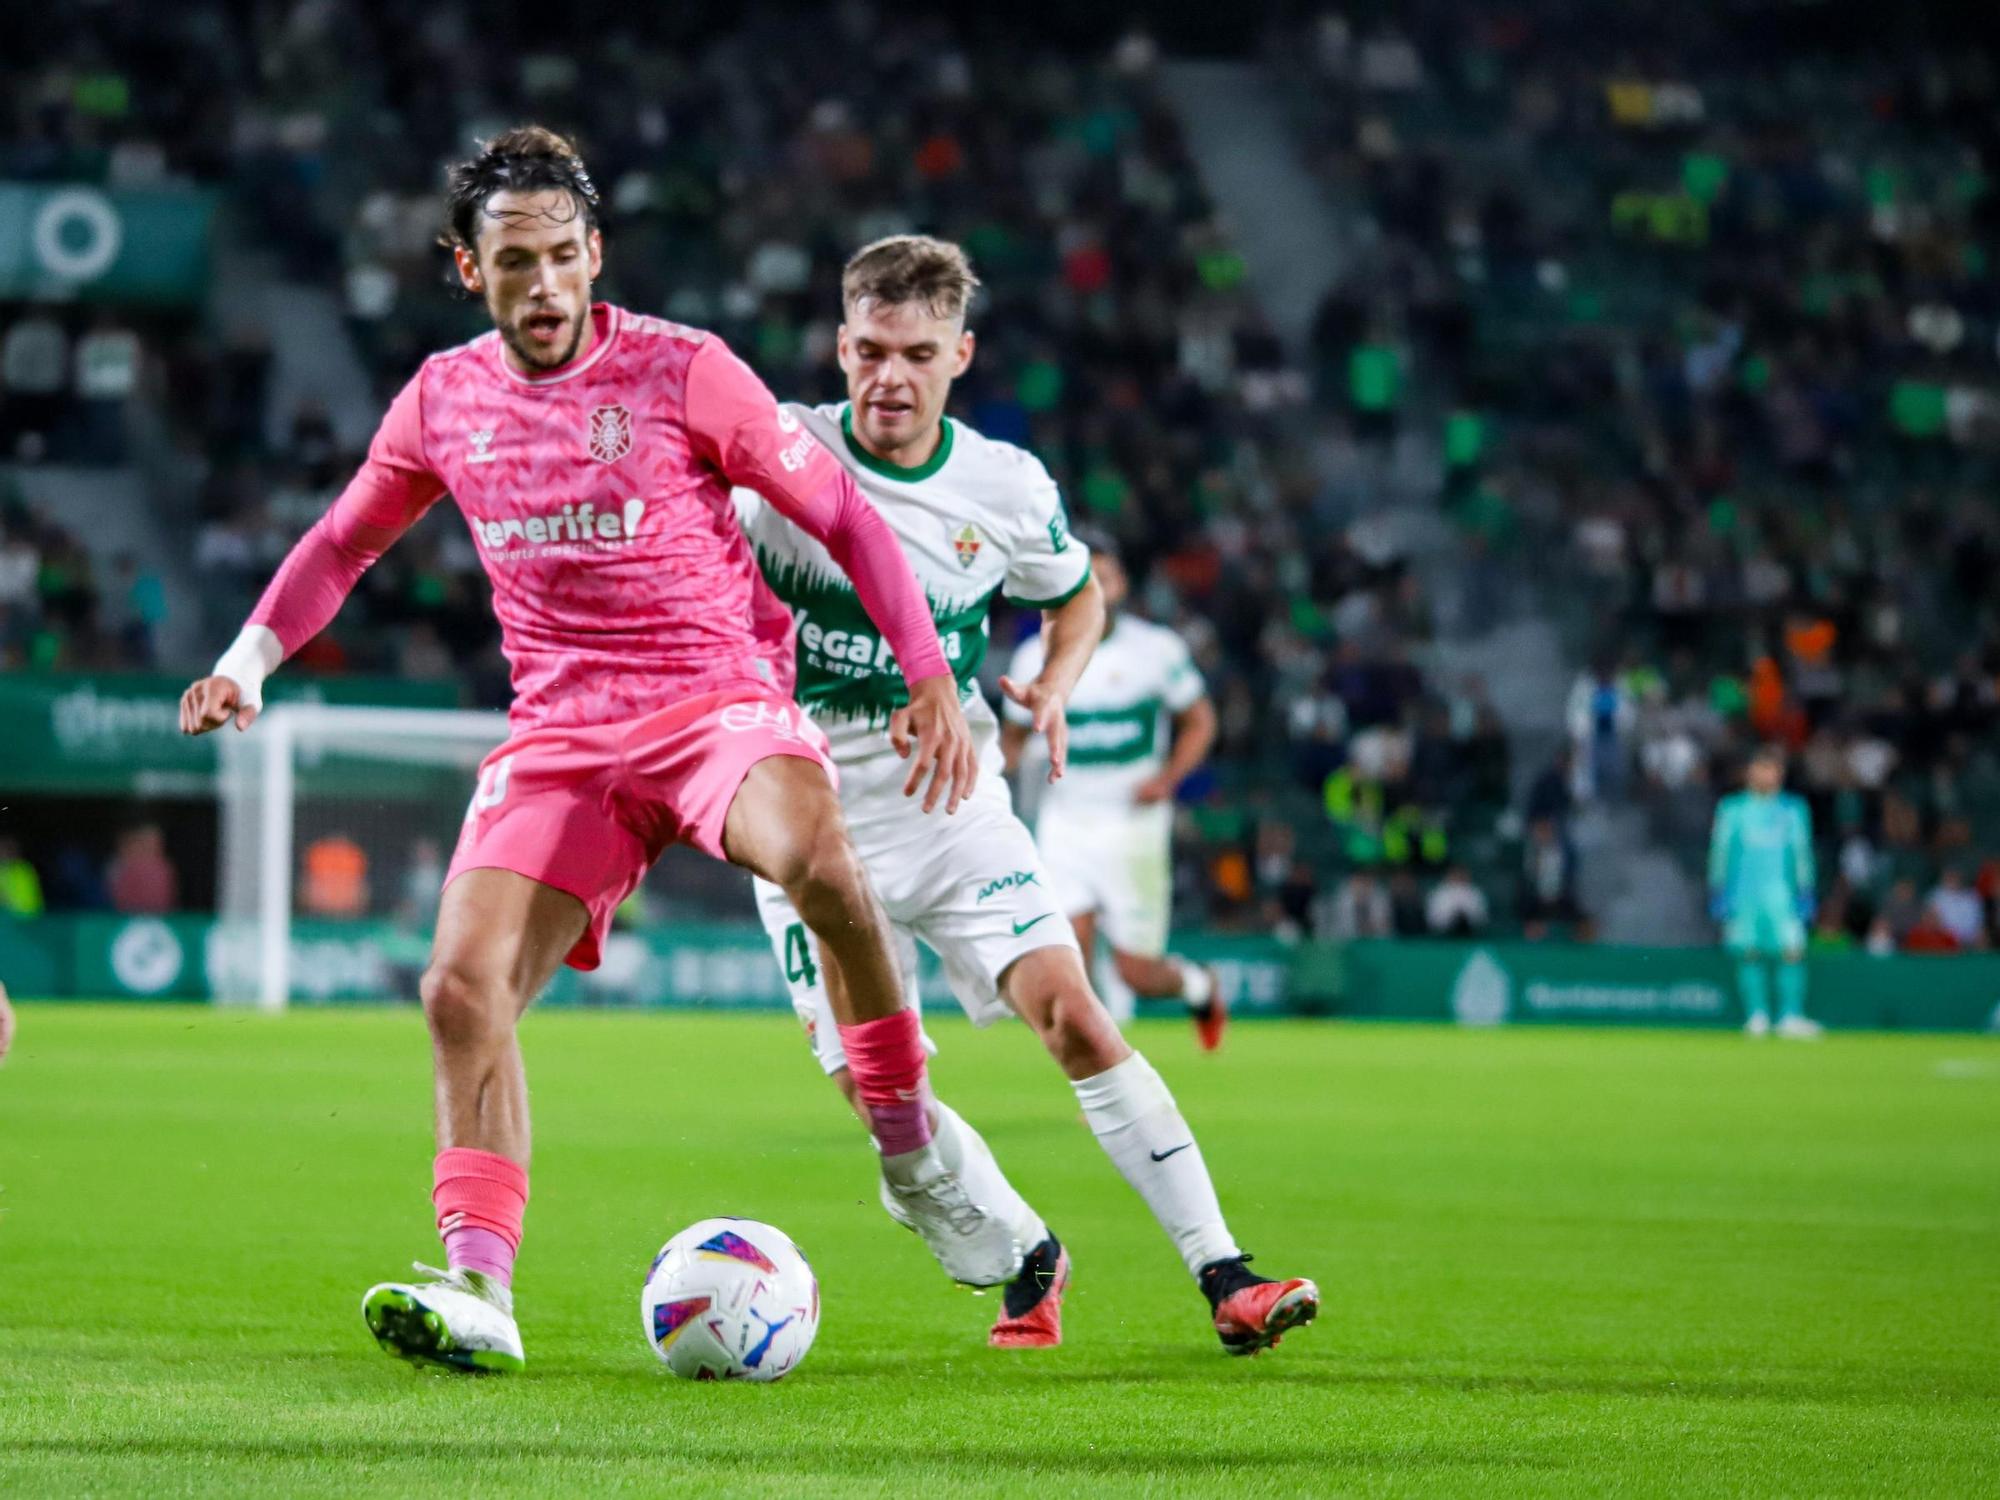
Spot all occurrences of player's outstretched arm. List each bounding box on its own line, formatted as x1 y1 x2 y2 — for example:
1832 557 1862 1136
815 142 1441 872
685 338 974 812
180 375 444 736
999 573 1104 783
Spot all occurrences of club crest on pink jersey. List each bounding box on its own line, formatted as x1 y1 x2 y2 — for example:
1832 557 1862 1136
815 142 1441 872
588 404 633 464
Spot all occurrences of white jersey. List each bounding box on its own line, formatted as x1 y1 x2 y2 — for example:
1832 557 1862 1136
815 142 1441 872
735 402 1091 835
737 404 1091 1064
1005 613 1206 822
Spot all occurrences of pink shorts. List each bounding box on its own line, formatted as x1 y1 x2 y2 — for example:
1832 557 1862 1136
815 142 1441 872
446 688 835 970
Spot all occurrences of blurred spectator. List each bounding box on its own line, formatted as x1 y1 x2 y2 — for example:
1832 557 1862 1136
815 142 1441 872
1387 869 1427 937
112 555 167 666
1326 868 1393 939
1567 659 1634 802
1525 747 1575 826
303 833 370 918
1923 868 1986 951
1520 817 1586 940
0 838 44 917
50 844 109 911
1870 879 1924 954
107 825 179 914
1425 865 1491 937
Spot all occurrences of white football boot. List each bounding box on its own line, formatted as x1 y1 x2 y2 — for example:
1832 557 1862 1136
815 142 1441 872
878 1145 1022 1287
1775 1015 1825 1040
1744 1012 1771 1038
362 1264 525 1373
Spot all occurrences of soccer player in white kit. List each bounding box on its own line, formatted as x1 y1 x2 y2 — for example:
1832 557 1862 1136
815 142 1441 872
740 236 1316 1355
1002 533 1225 1048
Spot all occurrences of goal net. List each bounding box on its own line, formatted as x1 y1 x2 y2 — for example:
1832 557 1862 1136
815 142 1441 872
215 703 506 1008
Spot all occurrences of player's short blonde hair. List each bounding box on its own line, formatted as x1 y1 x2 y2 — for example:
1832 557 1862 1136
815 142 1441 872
841 235 980 323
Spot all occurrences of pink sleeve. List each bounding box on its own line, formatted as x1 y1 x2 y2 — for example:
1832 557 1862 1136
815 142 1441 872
247 372 447 658
685 337 950 685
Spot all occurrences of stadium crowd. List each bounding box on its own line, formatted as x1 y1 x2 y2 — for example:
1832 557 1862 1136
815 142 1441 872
5 2 1521 934
0 483 165 671
1275 3 2000 947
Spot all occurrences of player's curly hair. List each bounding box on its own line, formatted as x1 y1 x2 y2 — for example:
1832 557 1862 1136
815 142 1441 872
841 235 980 323
440 125 601 254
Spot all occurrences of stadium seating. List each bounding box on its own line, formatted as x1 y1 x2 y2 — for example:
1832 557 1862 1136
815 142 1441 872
4 3 1501 932
1270 4 2000 949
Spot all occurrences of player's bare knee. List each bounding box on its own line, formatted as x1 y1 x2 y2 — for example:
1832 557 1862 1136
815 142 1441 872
787 821 872 931
420 962 514 1050
1046 986 1126 1075
1008 954 1126 1074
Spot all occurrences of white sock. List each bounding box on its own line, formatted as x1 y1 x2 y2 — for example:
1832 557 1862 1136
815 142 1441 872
1071 1052 1239 1277
927 1100 1048 1255
1174 957 1214 1007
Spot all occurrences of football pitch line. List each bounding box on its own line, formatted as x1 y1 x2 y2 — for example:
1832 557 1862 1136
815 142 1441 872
1 1005 1995 1497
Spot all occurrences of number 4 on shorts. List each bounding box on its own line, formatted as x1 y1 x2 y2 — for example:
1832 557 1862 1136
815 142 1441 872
783 923 818 989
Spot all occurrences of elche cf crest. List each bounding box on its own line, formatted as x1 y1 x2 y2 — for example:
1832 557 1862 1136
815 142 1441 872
952 522 983 569
588 404 633 463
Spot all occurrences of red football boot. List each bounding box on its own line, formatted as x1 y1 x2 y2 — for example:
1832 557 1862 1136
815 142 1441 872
989 1237 1070 1349
1200 1255 1318 1356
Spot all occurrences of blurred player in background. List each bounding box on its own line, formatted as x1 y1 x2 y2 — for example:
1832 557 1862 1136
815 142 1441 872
1709 746 1821 1038
0 980 13 1064
1003 532 1224 1049
740 236 1317 1355
179 129 1000 1373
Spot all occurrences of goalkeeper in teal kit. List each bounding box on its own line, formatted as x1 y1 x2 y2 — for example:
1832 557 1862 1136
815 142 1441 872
1709 747 1822 1038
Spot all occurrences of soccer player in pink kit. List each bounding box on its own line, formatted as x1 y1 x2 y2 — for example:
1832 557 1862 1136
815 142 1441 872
178 127 1014 1372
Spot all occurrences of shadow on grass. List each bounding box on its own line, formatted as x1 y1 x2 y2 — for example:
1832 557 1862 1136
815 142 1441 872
8 1434 1556 1477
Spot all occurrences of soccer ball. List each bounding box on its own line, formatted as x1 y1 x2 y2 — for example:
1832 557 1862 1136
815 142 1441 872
641 1217 820 1381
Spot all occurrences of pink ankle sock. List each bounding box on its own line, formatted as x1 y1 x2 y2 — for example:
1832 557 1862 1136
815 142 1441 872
443 1224 516 1284
838 1010 934 1156
432 1147 528 1287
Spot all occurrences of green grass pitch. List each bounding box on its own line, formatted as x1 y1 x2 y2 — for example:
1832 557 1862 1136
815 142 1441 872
1 1005 1996 1497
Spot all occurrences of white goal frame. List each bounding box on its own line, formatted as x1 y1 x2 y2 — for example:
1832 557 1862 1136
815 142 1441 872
216 702 506 1010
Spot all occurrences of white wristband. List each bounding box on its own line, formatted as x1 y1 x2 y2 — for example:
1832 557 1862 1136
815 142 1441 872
211 625 283 711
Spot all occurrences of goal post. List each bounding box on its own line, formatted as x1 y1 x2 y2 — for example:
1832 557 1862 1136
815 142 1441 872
215 703 508 1009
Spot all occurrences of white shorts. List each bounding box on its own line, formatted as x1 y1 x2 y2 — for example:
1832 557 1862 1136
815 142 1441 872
1034 804 1173 958
754 772 1081 1075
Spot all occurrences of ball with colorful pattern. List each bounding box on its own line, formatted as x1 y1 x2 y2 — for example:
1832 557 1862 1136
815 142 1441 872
641 1217 820 1381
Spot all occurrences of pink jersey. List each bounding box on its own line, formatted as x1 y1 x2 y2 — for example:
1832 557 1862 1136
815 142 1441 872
246 303 946 731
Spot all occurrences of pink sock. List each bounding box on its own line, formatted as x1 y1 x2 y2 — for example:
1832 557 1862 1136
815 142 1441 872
443 1224 516 1284
838 1010 934 1156
433 1147 528 1287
